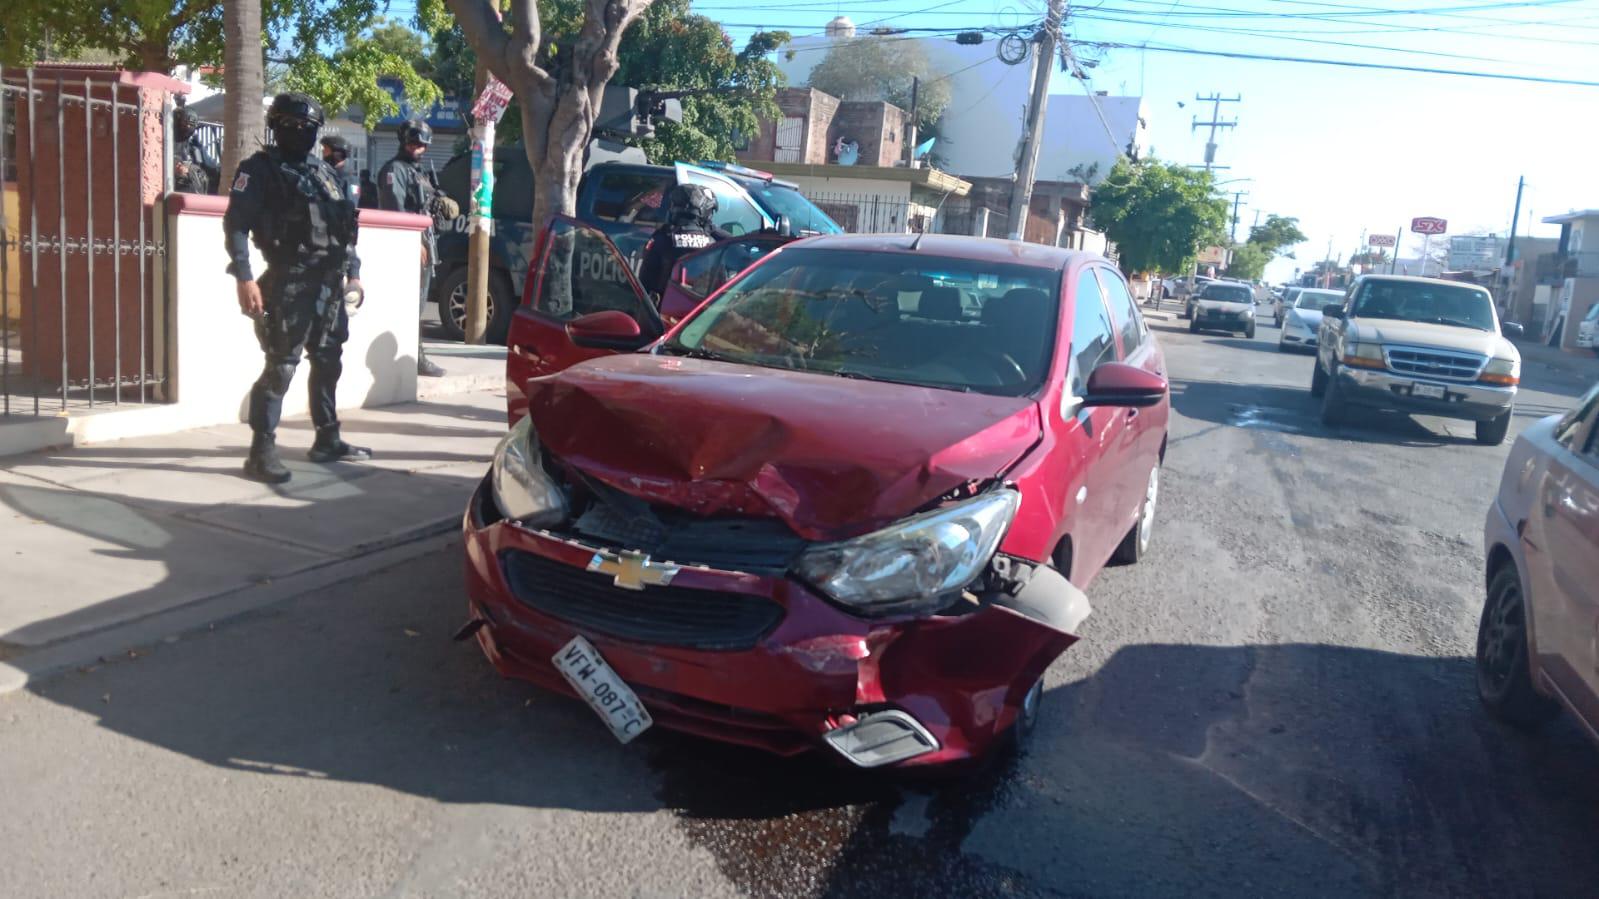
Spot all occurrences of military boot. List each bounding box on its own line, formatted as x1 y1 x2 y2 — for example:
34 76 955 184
417 349 445 378
307 424 373 463
244 433 292 484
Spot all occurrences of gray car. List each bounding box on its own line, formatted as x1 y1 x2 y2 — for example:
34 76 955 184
1277 288 1343 353
1188 281 1257 338
1311 275 1526 444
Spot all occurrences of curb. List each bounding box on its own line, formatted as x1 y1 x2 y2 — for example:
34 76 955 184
0 519 459 696
418 372 504 401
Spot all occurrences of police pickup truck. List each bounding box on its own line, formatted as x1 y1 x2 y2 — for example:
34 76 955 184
430 154 842 342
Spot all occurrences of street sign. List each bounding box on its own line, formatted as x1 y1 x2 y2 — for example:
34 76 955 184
1411 217 1448 235
1368 234 1395 247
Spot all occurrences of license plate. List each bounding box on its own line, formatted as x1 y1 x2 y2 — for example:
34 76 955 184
552 636 653 744
1412 383 1446 399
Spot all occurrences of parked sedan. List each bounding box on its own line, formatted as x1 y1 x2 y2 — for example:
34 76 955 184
1188 281 1258 338
1478 383 1599 742
1277 288 1343 353
1272 286 1303 327
462 223 1171 769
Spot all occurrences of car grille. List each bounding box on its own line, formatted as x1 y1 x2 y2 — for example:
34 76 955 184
1383 345 1485 381
500 550 785 651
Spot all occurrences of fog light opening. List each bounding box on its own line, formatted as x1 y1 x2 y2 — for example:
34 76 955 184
822 709 940 768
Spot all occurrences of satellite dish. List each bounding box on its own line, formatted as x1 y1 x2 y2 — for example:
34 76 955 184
826 16 856 38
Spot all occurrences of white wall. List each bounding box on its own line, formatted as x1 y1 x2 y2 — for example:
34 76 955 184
167 203 423 429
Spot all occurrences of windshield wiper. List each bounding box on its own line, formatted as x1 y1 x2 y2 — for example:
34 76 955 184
659 343 734 362
1429 317 1488 330
832 368 973 392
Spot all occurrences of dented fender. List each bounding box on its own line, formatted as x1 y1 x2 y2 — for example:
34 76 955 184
990 560 1092 634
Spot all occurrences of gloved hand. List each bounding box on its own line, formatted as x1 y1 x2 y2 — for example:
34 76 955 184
433 196 461 219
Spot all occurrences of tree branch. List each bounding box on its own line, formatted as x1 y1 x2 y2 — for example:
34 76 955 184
444 0 549 94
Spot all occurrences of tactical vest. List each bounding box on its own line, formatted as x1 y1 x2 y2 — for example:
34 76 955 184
254 153 358 266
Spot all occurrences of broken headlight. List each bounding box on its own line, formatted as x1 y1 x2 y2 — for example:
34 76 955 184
490 415 568 527
794 489 1021 616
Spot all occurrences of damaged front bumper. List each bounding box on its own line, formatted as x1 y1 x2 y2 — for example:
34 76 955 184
461 476 1087 768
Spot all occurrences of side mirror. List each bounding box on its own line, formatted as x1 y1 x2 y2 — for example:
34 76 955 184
566 310 647 350
1081 362 1168 409
1322 304 1345 319
1501 321 1525 338
776 214 796 238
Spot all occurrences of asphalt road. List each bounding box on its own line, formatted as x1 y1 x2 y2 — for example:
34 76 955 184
4 307 1598 899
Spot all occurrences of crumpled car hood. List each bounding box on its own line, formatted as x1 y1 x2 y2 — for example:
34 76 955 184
525 353 1043 542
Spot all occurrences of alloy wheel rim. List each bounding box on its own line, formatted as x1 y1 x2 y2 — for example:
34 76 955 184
1138 466 1159 548
448 283 493 330
1479 579 1524 693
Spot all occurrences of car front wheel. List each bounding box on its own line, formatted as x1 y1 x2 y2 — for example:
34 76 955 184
1320 367 1345 425
1310 359 1328 397
1244 320 1256 339
1477 565 1559 728
437 267 517 345
1476 408 1512 446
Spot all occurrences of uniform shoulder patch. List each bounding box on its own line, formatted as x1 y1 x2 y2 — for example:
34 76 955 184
384 172 395 186
231 172 250 192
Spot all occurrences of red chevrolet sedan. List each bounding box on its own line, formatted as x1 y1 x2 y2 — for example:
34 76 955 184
460 219 1170 768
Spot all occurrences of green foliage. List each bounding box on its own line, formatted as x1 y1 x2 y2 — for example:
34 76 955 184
1090 158 1229 275
283 34 441 129
807 36 949 129
1248 214 1307 254
1226 243 1271 280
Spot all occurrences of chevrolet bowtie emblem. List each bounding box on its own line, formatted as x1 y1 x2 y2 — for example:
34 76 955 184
588 550 680 591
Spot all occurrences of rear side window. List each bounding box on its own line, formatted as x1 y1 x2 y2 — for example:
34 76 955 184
1069 270 1116 396
1096 268 1144 357
590 172 670 225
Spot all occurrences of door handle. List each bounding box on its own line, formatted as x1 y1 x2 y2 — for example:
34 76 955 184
511 344 541 362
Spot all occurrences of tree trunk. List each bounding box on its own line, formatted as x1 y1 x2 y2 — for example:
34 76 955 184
222 0 265 188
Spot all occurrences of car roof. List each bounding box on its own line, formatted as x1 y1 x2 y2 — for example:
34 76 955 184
791 233 1098 270
1354 274 1490 292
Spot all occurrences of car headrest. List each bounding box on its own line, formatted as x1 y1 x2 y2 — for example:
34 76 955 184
918 285 963 321
983 288 1052 328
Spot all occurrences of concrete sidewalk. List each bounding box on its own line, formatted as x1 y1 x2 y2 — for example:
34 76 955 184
0 364 508 691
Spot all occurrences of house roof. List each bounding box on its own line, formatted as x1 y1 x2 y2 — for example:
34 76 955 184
1542 209 1599 224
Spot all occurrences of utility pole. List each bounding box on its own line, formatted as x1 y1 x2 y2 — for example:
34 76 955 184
1007 0 1066 240
1192 93 1240 173
1229 190 1249 244
906 77 920 169
1504 175 1525 270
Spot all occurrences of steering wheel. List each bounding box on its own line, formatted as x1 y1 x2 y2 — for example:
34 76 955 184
990 353 1028 386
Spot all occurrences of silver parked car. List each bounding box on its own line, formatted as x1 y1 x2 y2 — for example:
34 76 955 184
1479 382 1599 738
1278 288 1343 353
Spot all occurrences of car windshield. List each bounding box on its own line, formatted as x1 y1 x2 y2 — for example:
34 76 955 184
741 182 844 235
665 248 1059 397
1351 280 1495 330
1297 291 1342 309
1201 285 1253 303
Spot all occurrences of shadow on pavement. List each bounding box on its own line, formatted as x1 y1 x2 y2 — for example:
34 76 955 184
25 545 1599 898
1201 336 1280 354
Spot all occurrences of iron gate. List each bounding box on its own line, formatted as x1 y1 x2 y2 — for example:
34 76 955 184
1 69 168 417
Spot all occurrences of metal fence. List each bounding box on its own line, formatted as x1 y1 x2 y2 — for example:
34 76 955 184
809 192 930 235
1 70 169 418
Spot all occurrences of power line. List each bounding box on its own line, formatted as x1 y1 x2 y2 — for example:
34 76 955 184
1079 38 1599 87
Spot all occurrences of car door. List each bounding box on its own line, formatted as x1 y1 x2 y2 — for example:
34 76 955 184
1096 265 1167 530
1058 266 1128 580
658 234 790 325
506 215 662 423
1533 394 1599 727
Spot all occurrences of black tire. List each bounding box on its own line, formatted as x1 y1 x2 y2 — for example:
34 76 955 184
1476 409 1512 446
1477 565 1560 728
435 267 518 345
1111 465 1159 565
1310 359 1328 397
1319 367 1345 425
1245 321 1257 339
1277 339 1290 353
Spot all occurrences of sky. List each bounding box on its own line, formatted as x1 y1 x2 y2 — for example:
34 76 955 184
701 0 1599 281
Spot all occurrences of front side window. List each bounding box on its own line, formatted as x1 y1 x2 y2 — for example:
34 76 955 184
1351 280 1496 330
535 219 651 323
675 238 785 300
1069 269 1116 397
1096 267 1144 357
668 249 1059 397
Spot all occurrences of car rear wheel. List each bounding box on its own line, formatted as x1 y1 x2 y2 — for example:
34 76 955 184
437 267 517 345
1320 367 1345 425
1310 359 1328 397
1477 566 1560 728
1112 465 1159 565
1476 408 1512 446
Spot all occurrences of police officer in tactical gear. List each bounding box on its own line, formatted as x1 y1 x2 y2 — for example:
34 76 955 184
638 183 731 300
377 118 454 377
319 134 360 204
224 92 369 484
173 107 220 195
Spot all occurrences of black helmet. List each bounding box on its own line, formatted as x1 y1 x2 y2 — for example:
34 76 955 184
320 134 352 157
173 106 198 138
267 92 324 130
398 118 432 146
666 183 717 226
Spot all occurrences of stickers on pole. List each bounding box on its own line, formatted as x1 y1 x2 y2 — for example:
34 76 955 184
471 74 514 125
